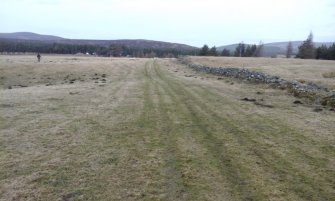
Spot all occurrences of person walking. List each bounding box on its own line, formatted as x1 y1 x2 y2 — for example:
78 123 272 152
37 53 41 62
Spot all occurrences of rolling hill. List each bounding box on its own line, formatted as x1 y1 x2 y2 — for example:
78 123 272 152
1 32 333 56
0 32 198 51
0 32 65 41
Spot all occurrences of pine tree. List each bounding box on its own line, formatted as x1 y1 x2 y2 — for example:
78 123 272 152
221 49 230 56
199 44 209 56
254 41 264 57
330 43 335 60
297 32 315 59
245 45 252 57
250 45 257 57
209 46 218 56
316 43 335 60
234 42 245 57
316 45 328 59
286 41 293 58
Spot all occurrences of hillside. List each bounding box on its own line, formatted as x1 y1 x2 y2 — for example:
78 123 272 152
216 43 282 57
0 32 197 51
0 32 65 41
265 41 334 53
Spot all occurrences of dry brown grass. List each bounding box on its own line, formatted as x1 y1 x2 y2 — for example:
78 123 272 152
322 71 335 78
0 55 334 201
189 56 335 89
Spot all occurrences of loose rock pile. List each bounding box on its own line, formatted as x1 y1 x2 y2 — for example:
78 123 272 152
179 59 335 108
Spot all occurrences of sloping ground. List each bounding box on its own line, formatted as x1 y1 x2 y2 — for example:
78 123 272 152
0 56 334 200
0 32 65 41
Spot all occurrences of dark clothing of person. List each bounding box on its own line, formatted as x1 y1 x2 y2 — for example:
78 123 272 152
37 54 41 62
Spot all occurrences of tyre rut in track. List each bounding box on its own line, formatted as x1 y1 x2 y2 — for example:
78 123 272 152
145 60 334 201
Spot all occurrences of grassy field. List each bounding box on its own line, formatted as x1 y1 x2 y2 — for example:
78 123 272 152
0 55 334 201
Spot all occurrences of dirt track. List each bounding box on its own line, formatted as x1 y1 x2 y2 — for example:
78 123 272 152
0 56 334 200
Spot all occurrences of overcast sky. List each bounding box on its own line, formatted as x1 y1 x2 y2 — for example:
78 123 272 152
1 0 334 47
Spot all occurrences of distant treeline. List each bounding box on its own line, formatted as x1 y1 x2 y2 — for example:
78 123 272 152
315 44 335 60
295 33 335 60
198 43 264 57
197 32 335 60
1 36 334 60
0 39 198 57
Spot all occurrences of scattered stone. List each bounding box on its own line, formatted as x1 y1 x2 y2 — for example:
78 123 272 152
230 82 234 85
62 192 79 201
101 79 106 82
7 84 28 89
254 102 274 108
0 104 13 108
293 100 303 104
321 93 335 107
242 97 256 102
183 60 326 95
256 91 263 94
313 107 323 112
101 74 106 77
69 92 79 95
180 59 335 108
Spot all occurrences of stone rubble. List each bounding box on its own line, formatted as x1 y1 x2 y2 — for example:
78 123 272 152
179 59 335 108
